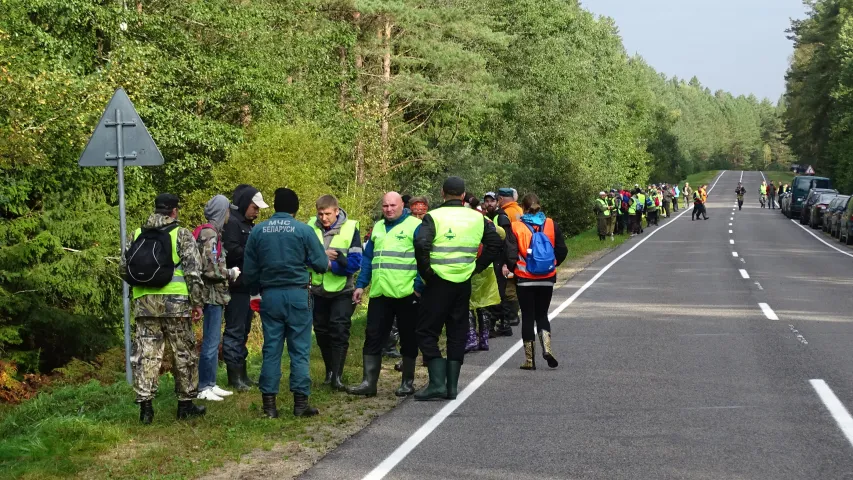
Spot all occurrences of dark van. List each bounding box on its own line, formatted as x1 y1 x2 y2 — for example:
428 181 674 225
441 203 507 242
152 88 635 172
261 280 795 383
789 176 832 219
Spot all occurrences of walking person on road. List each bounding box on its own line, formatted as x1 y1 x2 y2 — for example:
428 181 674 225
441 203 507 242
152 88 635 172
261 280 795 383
483 192 514 337
768 181 777 209
736 183 746 211
242 188 331 418
223 185 269 392
683 183 693 212
505 193 568 370
348 192 423 398
196 195 240 402
759 181 767 208
413 177 502 401
122 194 207 424
672 184 680 212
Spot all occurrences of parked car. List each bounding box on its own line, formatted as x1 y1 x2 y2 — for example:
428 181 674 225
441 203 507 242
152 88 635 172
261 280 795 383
800 188 838 225
829 196 853 238
840 198 853 245
809 192 839 229
780 191 792 216
790 176 832 219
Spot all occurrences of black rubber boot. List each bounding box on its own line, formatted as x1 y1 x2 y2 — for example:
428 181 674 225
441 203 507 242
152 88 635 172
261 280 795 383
262 394 278 418
293 393 319 417
329 346 347 391
381 323 402 358
319 345 334 385
446 360 462 400
395 357 416 397
414 358 448 401
226 363 251 392
139 400 154 425
176 400 206 419
506 299 520 327
240 363 256 387
347 354 381 397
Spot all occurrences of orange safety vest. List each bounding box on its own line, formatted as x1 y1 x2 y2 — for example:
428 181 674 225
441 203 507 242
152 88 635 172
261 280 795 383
700 188 707 203
502 202 523 223
511 219 557 280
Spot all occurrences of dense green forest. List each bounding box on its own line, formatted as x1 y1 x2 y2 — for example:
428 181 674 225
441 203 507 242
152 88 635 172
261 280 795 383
784 0 853 191
0 0 793 375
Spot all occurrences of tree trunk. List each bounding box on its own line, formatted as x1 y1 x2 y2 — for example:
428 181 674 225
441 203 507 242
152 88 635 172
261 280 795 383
339 46 348 110
380 17 391 162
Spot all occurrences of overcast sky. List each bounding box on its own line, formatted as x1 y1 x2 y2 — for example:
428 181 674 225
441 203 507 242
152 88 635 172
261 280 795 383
581 0 808 101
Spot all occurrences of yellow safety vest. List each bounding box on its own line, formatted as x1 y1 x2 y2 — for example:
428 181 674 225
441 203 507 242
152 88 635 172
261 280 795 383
597 198 610 216
429 207 485 282
310 218 359 293
369 216 420 298
131 226 188 299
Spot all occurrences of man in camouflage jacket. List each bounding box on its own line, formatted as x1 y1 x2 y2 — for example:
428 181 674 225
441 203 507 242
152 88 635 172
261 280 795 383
121 193 206 424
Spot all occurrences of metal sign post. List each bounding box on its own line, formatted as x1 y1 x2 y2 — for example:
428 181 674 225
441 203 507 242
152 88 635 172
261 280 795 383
79 88 164 384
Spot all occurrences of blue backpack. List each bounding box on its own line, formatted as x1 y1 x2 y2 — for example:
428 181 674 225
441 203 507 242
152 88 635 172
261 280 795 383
524 222 556 275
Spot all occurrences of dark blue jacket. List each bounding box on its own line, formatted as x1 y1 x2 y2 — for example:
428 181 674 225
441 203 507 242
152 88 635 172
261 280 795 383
243 212 328 291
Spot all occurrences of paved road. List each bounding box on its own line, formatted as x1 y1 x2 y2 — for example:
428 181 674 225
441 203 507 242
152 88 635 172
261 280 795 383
301 171 853 480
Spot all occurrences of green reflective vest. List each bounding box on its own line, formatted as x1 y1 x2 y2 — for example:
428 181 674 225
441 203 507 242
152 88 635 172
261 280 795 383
131 226 188 299
597 198 610 216
628 196 637 214
429 207 485 283
760 184 767 194
310 218 359 293
637 193 646 210
369 216 420 298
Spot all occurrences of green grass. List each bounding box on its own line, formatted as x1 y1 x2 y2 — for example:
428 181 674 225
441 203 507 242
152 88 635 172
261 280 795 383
563 227 629 261
0 312 404 480
678 170 720 191
762 170 796 186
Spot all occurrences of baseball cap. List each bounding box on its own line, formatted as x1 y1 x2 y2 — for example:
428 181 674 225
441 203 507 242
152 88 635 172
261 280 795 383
484 191 497 200
498 188 514 198
251 191 269 209
155 193 179 210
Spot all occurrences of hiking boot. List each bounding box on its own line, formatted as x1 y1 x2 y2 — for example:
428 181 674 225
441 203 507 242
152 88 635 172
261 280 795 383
520 341 536 370
539 330 559 369
226 363 251 392
262 394 278 418
346 354 381 397
414 358 448 401
176 400 206 420
139 400 154 425
395 356 416 397
446 360 462 400
293 393 319 417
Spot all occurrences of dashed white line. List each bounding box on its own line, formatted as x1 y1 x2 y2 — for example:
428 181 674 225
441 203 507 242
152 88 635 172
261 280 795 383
729 223 733 226
810 379 853 448
730 239 735 245
729 230 733 234
739 269 750 279
730 217 734 221
759 303 779 320
755 282 763 290
740 171 744 182
732 252 738 257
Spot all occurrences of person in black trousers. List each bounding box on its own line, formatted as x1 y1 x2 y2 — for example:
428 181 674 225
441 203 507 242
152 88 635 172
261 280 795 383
504 193 568 370
222 184 269 391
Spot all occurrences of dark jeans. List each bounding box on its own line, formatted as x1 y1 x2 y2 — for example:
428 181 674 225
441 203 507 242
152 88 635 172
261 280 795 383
363 295 418 358
198 304 224 390
648 210 658 225
312 293 355 351
673 198 679 211
518 286 554 341
223 292 253 366
258 288 312 396
416 275 471 362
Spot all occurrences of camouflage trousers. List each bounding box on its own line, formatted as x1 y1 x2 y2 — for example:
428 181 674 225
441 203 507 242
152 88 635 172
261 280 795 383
132 316 199 403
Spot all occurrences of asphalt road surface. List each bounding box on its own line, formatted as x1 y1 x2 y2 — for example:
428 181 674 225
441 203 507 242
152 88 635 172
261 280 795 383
301 171 853 480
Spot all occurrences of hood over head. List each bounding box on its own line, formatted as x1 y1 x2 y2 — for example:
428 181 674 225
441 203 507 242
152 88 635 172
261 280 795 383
205 195 230 231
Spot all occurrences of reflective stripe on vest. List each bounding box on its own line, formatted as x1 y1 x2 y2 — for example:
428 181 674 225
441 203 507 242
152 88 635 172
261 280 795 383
310 218 359 293
512 219 556 280
370 216 420 298
131 225 188 299
429 207 484 282
597 198 610 216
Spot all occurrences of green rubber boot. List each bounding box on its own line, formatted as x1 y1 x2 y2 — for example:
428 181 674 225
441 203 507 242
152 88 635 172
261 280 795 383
414 358 447 401
395 357 416 397
446 360 462 400
346 354 381 397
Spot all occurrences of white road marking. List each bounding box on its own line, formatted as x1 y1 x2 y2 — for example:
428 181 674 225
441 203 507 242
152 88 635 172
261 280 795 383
730 217 734 221
755 282 763 290
729 230 733 234
362 174 727 480
759 303 779 320
740 170 744 182
730 239 735 244
739 269 750 279
789 325 808 345
760 171 767 183
789 219 853 259
729 223 733 226
732 252 738 257
810 379 853 448
740 258 746 263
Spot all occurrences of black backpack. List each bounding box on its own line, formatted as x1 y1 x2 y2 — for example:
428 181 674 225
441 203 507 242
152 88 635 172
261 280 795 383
124 224 180 287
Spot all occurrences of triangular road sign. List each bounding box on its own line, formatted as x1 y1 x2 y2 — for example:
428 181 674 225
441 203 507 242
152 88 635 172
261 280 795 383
78 88 164 167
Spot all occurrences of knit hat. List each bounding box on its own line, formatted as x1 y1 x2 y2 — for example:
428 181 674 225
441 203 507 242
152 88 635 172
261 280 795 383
274 188 300 214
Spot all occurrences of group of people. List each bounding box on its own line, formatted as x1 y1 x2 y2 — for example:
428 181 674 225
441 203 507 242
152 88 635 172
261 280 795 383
122 176 569 423
736 180 787 210
593 182 713 240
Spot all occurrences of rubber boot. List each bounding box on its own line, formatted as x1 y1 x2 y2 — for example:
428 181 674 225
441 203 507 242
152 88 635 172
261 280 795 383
347 354 381 397
176 400 206 419
477 309 490 351
262 394 278 418
414 358 448 401
395 356 416 397
507 299 520 327
139 400 154 425
520 341 536 370
319 345 334 385
293 393 319 417
446 360 462 400
394 359 403 372
240 363 256 387
539 330 559 368
329 345 348 391
381 323 402 359
226 363 250 392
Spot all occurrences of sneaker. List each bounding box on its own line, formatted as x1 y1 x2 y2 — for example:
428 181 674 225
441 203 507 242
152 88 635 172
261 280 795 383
198 389 224 401
211 385 233 397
